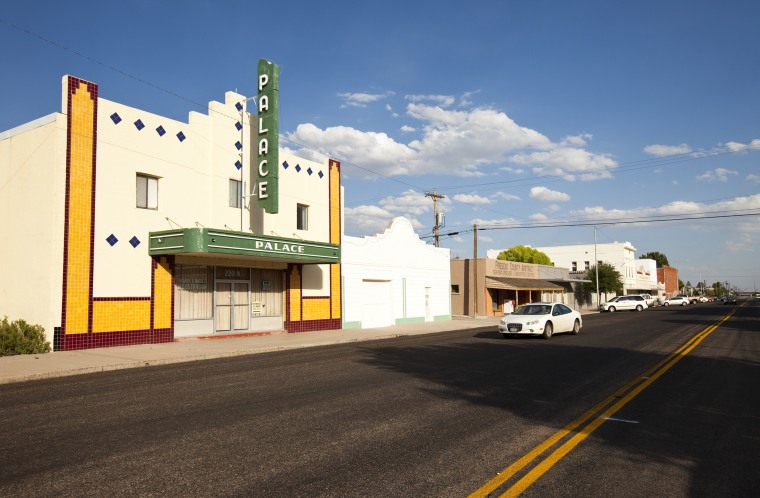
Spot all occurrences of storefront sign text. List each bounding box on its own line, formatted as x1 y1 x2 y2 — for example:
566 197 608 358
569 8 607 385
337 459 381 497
256 59 280 214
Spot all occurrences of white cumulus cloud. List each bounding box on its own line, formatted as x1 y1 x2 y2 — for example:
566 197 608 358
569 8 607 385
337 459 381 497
453 193 493 205
338 91 394 108
288 101 617 181
492 192 521 201
530 186 570 202
644 143 692 157
697 168 739 183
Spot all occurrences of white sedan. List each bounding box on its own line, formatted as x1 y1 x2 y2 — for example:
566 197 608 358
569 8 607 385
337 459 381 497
663 296 690 306
499 302 582 339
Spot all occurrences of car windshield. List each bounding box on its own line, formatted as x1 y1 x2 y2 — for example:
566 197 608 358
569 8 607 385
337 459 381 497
514 304 551 315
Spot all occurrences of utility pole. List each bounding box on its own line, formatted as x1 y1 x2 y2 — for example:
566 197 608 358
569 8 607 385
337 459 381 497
473 224 478 317
425 191 445 247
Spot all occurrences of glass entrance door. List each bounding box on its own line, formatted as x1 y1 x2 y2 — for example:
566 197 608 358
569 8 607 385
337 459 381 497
215 281 249 333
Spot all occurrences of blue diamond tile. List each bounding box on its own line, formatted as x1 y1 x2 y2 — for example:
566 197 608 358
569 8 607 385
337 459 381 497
235 102 243 111
235 160 242 170
295 164 302 172
134 119 145 131
177 131 186 142
282 161 289 169
156 125 166 136
106 234 118 246
307 167 313 176
129 236 141 248
235 141 242 150
110 113 122 124
318 171 324 179
235 121 243 131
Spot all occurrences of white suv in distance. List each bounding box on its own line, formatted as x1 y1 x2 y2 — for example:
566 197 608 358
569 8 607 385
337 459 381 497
600 295 648 312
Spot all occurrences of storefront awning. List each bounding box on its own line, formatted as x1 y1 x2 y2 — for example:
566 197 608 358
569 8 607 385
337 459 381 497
149 228 340 264
485 276 564 291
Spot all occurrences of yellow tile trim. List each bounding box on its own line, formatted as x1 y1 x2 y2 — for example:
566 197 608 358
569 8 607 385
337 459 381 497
303 298 331 321
64 80 96 335
329 162 341 245
331 264 341 319
289 265 301 321
92 300 151 333
153 257 173 329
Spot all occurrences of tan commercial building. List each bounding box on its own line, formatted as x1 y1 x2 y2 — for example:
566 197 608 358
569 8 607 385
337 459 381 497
451 259 586 317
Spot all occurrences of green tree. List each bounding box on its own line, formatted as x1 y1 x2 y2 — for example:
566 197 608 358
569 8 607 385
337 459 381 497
586 262 623 298
640 251 669 267
496 245 553 265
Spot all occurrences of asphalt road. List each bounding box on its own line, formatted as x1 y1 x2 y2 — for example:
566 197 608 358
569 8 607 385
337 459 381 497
1 301 758 497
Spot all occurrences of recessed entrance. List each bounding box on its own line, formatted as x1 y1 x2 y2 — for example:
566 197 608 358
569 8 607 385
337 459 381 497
215 281 250 333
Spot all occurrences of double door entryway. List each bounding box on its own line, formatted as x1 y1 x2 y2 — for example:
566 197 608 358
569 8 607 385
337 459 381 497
214 267 283 333
215 281 250 332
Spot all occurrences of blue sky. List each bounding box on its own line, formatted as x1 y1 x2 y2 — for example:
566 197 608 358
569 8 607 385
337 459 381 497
2 0 759 291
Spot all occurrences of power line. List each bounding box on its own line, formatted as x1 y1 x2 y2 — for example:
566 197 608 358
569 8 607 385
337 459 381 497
422 210 760 240
3 17 757 213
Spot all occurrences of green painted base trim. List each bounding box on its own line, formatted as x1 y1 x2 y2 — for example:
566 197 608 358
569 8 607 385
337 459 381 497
343 321 362 329
396 315 451 325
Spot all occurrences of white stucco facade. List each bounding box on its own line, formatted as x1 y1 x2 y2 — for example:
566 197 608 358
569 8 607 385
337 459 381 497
342 217 451 328
1 75 343 350
487 242 659 295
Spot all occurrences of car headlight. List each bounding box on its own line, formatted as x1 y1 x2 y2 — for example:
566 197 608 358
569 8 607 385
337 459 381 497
526 319 540 326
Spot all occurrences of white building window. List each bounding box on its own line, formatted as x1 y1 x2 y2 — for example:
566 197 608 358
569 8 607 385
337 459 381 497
136 174 158 209
584 261 590 270
229 179 242 208
571 261 577 271
297 204 309 231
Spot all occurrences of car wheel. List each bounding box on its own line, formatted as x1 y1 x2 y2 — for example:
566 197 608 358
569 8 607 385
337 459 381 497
681 302 687 306
542 321 553 339
572 319 580 335
664 302 670 306
636 305 643 311
608 306 616 312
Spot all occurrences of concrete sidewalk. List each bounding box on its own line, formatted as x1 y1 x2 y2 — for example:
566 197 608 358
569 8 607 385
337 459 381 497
0 316 502 385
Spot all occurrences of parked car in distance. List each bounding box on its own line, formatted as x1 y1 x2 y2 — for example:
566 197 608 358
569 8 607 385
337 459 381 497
697 296 708 303
637 293 656 307
663 296 690 306
724 295 737 305
601 295 648 312
499 302 581 339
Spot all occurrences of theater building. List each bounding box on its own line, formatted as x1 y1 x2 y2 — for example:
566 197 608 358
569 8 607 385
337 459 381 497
0 73 342 350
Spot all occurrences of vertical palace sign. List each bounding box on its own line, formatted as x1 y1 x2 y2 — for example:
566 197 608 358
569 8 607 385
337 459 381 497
256 59 280 214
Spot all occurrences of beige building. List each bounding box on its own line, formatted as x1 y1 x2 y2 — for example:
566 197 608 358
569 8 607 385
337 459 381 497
451 259 586 317
1 75 342 350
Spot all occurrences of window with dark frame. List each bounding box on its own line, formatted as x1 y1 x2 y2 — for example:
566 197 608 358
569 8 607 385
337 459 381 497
229 179 242 208
451 284 460 294
136 174 158 209
297 204 309 230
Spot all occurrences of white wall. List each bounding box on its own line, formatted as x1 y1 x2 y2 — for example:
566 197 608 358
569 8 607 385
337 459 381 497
494 242 641 293
0 114 66 341
342 217 451 328
263 150 331 243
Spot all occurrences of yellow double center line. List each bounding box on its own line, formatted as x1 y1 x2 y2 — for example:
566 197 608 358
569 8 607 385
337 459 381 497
469 309 737 498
